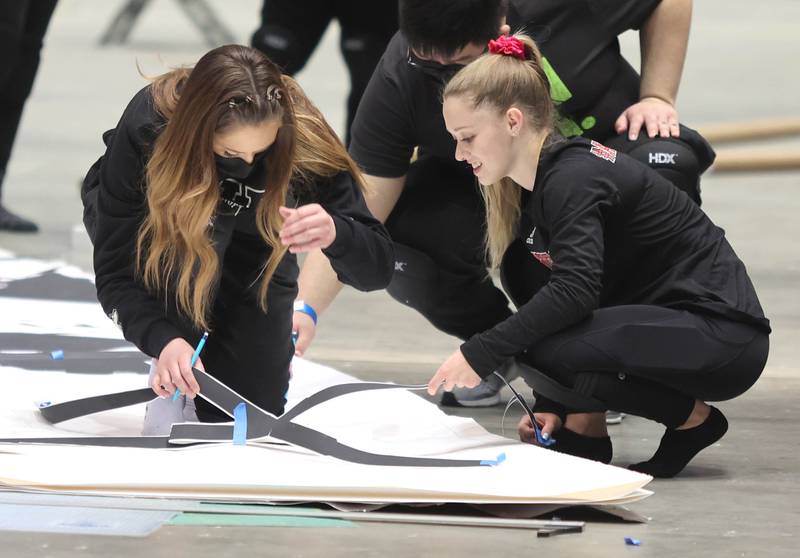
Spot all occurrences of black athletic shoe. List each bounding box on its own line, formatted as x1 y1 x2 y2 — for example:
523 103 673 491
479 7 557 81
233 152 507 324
0 205 38 233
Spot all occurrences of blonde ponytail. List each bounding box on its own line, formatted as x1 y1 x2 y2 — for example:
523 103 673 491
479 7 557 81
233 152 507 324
444 33 554 268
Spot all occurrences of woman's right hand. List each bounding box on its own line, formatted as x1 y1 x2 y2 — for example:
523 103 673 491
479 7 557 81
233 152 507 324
518 412 562 445
150 338 203 398
292 310 316 357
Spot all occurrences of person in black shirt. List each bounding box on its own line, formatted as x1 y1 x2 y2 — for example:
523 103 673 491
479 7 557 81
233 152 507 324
81 45 393 425
250 0 398 145
0 0 58 232
427 34 770 478
294 0 715 408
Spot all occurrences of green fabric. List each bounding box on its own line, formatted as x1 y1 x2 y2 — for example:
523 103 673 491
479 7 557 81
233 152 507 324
168 512 353 528
581 116 597 130
555 116 585 138
541 57 572 103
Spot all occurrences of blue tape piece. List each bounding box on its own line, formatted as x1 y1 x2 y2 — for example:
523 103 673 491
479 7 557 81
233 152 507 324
624 537 642 546
50 350 64 360
536 428 556 447
479 452 507 467
232 402 247 446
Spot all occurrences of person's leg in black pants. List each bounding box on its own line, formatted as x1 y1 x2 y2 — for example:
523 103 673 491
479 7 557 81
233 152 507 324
385 156 512 339
518 305 769 476
385 155 515 406
335 1 397 145
250 0 333 76
0 0 58 232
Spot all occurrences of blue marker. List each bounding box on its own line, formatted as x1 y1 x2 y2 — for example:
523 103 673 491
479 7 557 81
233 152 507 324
173 331 208 401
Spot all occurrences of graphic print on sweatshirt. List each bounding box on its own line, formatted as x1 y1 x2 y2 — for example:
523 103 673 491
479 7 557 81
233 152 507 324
219 178 266 216
589 140 617 163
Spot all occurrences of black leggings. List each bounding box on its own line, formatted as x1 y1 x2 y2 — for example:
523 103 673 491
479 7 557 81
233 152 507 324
0 0 57 192
250 0 397 145
518 305 769 428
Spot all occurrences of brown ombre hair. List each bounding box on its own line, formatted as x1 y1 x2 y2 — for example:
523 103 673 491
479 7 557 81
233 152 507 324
137 45 363 331
443 33 555 268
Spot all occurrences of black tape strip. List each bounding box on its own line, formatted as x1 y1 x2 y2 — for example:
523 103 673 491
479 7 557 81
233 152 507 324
168 422 234 443
0 436 171 448
189 369 484 467
279 381 426 422
5 368 488 467
271 421 483 467
39 388 154 424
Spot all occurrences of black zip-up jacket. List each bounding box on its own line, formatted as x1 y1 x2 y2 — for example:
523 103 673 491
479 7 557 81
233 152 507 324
461 138 770 377
82 86 393 359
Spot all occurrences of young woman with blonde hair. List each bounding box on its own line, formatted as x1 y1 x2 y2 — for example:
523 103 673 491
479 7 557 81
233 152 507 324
82 45 392 426
427 34 770 477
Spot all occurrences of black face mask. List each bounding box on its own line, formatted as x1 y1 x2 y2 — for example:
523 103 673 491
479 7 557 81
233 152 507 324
406 50 464 87
214 150 267 181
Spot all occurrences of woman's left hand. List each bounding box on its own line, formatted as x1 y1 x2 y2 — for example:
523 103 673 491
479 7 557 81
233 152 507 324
427 350 482 396
279 204 336 254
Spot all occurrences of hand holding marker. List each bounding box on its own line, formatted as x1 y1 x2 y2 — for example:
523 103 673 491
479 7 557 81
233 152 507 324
173 332 208 401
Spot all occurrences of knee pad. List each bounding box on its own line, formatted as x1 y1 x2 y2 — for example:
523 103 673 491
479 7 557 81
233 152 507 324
386 243 510 339
250 25 305 74
385 243 440 315
604 125 716 205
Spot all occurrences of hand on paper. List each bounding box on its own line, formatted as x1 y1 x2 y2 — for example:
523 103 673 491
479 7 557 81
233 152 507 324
279 204 336 254
518 413 562 446
151 338 203 398
427 350 481 396
614 97 680 140
292 310 316 357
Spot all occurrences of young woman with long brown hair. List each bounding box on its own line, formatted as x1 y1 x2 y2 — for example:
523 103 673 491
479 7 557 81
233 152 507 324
426 34 770 477
81 45 393 426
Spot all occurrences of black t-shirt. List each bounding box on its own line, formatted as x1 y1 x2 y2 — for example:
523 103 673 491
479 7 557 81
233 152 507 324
349 0 661 178
460 138 771 377
85 86 393 358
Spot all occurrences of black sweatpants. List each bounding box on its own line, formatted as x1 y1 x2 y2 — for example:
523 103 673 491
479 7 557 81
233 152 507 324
516 305 769 428
384 130 709 344
385 155 512 340
0 0 58 193
250 0 397 145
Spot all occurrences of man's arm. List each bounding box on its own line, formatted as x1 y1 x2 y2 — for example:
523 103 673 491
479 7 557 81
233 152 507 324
615 0 693 139
639 0 692 107
293 174 406 355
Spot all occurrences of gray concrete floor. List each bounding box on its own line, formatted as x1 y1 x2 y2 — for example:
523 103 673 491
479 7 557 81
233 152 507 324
0 0 798 556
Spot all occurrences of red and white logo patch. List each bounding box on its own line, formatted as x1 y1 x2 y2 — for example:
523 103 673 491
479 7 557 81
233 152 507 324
589 140 617 163
531 251 553 270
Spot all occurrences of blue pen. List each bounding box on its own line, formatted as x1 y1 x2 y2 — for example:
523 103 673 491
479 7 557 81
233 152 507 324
173 331 208 401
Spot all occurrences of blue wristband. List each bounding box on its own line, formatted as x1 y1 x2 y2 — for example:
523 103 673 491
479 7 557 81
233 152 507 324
293 300 318 325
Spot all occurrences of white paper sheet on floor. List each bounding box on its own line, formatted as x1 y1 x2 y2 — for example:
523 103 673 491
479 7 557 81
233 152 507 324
0 253 652 507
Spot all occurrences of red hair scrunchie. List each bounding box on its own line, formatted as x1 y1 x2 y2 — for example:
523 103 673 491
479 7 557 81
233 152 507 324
487 35 526 60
